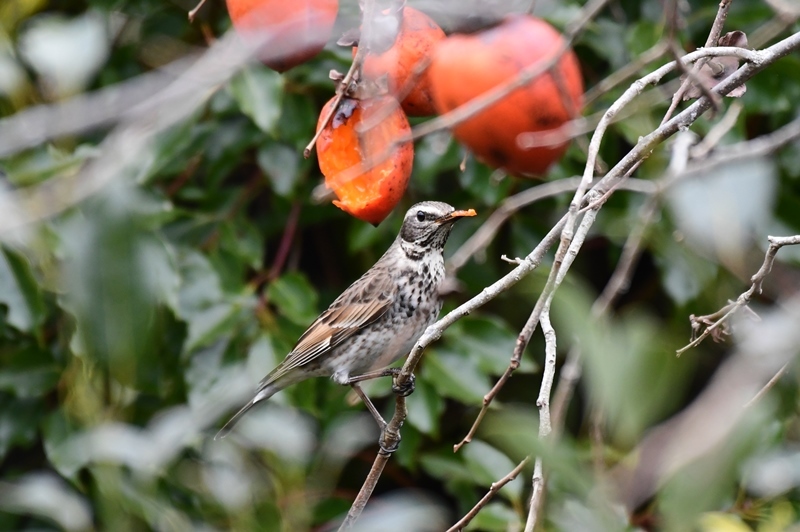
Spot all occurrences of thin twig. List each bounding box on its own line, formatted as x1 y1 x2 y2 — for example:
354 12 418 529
559 43 761 300
677 235 800 355
583 41 670 106
454 207 599 452
661 0 734 124
268 201 303 282
447 177 656 272
595 130 697 312
613 296 800 511
551 111 800 453
744 363 789 408
188 0 210 22
668 42 723 114
447 457 531 532
524 308 557 532
449 31 800 456
303 0 376 158
580 132 697 473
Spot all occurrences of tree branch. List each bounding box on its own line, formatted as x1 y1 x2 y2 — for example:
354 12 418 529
660 0 734 124
677 234 800 356
524 307 557 532
446 457 530 532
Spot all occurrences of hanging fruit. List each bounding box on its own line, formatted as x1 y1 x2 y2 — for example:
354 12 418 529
355 6 445 117
316 96 413 224
226 0 339 72
428 15 584 177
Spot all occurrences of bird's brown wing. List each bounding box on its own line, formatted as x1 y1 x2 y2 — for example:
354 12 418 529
262 267 396 385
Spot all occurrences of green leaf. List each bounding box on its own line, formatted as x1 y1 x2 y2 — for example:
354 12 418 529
184 302 242 353
258 143 301 197
0 396 41 460
0 345 59 398
58 182 173 387
217 216 264 270
229 65 284 134
267 272 318 326
444 315 537 375
420 454 475 485
41 410 82 479
462 440 524 503
625 20 662 56
177 248 225 317
1 144 97 187
276 92 317 147
666 156 777 267
467 502 520 532
422 348 489 403
0 246 45 332
405 378 444 436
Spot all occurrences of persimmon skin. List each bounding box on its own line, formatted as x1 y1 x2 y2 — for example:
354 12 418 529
429 15 584 177
226 0 338 72
355 7 445 117
316 97 414 225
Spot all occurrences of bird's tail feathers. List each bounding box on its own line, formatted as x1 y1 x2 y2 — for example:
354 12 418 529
214 384 279 440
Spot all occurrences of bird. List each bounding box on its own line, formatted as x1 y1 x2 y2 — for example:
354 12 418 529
215 201 476 447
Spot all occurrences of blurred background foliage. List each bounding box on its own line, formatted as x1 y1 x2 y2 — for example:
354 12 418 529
0 0 799 530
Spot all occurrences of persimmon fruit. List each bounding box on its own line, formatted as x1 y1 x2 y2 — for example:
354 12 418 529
316 97 413 225
226 0 338 72
355 6 445 116
428 15 584 177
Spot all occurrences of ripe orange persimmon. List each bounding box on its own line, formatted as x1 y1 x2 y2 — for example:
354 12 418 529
428 15 584 177
226 0 338 72
316 96 413 225
355 6 445 116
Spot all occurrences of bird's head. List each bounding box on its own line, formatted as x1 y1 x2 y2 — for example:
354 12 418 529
399 201 476 252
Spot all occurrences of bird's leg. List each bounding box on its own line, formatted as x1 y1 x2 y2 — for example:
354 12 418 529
350 382 387 428
346 368 394 384
347 368 416 397
349 382 400 454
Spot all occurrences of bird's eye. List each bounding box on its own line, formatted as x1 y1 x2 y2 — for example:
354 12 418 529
416 211 426 222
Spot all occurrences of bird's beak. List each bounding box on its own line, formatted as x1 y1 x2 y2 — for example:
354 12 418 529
436 208 477 224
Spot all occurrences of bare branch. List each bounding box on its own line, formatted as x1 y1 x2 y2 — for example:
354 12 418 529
677 234 800 355
188 0 210 22
612 296 800 511
448 31 800 463
447 457 530 532
583 41 670 106
447 178 656 274
744 363 790 409
661 0 734 124
689 101 743 158
524 308 558 532
454 207 598 452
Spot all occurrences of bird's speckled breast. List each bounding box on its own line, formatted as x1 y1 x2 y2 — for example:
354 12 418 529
326 252 445 380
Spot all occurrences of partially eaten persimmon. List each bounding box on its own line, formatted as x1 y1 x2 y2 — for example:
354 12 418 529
316 96 413 225
355 6 445 117
226 0 338 72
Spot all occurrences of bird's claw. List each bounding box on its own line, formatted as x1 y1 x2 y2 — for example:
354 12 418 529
378 426 401 454
390 371 415 397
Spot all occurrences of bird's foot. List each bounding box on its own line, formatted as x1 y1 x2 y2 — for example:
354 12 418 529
388 370 415 397
378 423 402 455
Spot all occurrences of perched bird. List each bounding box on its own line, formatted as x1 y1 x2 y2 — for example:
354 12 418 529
216 201 476 446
